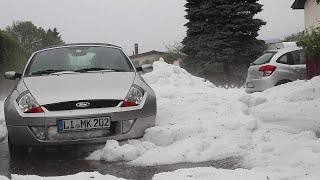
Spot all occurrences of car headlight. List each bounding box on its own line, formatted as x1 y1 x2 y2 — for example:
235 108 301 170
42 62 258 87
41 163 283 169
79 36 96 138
17 92 44 113
121 85 144 107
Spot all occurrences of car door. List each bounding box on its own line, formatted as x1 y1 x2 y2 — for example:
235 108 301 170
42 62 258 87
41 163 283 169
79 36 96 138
290 50 307 80
274 52 296 82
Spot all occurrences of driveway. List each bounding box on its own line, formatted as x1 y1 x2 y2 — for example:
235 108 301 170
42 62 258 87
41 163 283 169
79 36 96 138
0 138 240 180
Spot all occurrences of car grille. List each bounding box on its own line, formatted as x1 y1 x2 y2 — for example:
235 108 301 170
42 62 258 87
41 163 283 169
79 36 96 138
43 100 122 111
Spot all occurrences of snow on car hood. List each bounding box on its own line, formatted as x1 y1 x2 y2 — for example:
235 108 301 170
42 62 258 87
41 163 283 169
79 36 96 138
23 72 136 105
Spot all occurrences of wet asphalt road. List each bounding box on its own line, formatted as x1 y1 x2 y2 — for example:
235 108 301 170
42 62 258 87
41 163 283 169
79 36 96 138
0 137 241 180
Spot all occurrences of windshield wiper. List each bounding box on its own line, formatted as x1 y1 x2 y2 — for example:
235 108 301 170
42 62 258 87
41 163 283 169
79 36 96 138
50 71 79 75
75 68 128 73
31 69 66 76
106 69 129 72
75 68 108 72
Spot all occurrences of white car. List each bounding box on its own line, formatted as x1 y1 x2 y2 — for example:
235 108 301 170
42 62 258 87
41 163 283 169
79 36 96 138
3 43 157 153
245 47 306 93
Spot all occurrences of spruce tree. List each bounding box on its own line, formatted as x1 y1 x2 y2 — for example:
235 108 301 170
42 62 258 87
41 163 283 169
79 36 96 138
182 0 266 75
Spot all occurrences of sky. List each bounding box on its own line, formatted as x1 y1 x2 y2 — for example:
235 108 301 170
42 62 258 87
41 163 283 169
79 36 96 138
0 0 304 54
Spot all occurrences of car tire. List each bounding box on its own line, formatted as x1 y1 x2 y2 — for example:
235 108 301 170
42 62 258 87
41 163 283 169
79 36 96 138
275 80 292 86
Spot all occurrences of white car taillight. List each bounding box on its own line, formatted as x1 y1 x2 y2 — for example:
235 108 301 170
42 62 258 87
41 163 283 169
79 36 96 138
17 92 44 113
121 85 144 107
259 65 277 77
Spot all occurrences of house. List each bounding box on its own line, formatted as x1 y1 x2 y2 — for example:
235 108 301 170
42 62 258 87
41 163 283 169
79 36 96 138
129 44 184 67
129 50 169 67
292 0 320 29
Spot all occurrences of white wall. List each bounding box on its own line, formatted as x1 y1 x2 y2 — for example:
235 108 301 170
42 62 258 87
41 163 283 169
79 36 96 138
305 0 320 29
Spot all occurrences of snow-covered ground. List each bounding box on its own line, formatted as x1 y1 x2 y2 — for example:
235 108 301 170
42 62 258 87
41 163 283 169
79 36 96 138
86 61 251 165
1 60 320 179
0 100 7 142
0 169 277 180
239 77 320 178
152 167 279 180
0 172 126 180
86 61 320 179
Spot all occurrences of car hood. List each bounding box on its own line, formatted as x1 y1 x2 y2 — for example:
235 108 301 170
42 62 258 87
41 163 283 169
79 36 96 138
23 72 136 105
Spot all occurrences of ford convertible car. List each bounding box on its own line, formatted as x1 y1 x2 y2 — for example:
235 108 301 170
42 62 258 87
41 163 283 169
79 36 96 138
4 43 156 153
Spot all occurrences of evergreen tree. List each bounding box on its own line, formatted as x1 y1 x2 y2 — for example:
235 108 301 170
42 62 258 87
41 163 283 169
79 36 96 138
53 28 59 37
182 0 266 75
41 28 64 48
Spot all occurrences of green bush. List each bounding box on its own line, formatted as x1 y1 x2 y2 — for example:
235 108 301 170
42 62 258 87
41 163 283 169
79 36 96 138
298 27 320 57
0 30 30 73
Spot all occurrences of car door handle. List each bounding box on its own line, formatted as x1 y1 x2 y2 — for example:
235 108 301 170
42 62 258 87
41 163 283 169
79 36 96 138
293 67 303 70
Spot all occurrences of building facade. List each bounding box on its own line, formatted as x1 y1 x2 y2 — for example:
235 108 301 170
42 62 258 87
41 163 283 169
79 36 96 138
292 0 320 29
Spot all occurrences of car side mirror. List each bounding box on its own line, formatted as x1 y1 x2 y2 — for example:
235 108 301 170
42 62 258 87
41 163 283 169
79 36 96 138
136 67 143 72
4 71 21 80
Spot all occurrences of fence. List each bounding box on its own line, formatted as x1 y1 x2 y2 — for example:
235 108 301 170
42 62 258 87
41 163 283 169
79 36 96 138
203 73 247 89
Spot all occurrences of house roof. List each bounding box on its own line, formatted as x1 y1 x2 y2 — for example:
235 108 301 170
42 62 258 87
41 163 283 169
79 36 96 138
291 0 306 9
129 50 167 59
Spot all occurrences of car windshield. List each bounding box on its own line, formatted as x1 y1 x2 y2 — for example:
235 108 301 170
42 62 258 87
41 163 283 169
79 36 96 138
252 52 276 65
25 46 134 76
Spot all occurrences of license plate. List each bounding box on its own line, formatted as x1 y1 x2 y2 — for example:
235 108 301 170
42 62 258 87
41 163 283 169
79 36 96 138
247 82 254 88
57 117 111 132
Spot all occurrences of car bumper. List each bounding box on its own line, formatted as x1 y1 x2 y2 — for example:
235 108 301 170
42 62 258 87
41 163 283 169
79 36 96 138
5 90 157 146
245 77 276 93
7 115 155 146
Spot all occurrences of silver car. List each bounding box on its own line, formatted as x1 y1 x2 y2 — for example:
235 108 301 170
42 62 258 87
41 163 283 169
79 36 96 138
245 47 306 93
3 43 156 152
